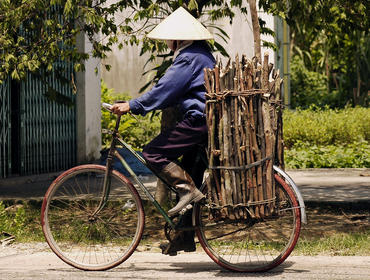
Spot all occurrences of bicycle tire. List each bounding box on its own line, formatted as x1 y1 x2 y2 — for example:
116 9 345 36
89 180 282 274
194 172 301 272
41 164 145 271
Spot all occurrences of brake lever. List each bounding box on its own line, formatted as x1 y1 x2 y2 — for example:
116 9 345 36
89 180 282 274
129 112 140 122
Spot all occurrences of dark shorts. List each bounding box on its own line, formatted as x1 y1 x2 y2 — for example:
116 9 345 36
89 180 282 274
142 115 208 173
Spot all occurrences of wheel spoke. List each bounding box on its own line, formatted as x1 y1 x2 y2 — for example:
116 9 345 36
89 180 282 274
41 165 144 271
195 173 301 272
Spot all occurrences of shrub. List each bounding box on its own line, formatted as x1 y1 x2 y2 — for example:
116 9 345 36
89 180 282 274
283 106 370 148
285 141 370 169
290 55 338 109
101 81 161 150
283 106 370 168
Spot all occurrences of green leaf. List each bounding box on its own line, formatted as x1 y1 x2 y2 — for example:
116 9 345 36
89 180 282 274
213 41 229 58
64 0 72 15
11 69 20 80
188 0 198 11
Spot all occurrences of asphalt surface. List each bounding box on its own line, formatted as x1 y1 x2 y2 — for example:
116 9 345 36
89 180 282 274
0 250 369 280
0 168 369 206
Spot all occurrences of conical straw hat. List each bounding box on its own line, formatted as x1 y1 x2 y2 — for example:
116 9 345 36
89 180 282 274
147 7 213 40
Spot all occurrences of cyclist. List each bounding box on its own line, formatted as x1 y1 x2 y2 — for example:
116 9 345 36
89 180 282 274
111 7 215 255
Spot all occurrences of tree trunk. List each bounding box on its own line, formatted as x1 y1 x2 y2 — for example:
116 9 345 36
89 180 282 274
249 0 261 63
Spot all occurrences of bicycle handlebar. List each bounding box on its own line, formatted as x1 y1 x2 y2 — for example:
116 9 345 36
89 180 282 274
102 102 139 122
102 102 113 111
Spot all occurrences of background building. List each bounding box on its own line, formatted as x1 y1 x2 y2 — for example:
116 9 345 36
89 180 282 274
0 34 101 179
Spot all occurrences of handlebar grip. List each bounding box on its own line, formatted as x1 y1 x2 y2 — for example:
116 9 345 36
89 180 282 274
102 103 113 111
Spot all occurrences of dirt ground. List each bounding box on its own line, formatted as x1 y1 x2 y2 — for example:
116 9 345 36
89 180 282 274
301 205 369 239
1 200 369 254
137 203 370 252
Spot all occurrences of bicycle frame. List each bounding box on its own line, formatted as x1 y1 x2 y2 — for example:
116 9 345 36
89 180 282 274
100 114 179 229
41 104 306 272
98 109 307 229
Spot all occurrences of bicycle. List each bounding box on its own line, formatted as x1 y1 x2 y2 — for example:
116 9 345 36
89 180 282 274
41 103 307 272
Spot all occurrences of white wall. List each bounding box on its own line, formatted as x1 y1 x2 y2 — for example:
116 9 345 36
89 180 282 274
101 2 276 95
213 4 275 63
76 33 102 163
101 43 158 98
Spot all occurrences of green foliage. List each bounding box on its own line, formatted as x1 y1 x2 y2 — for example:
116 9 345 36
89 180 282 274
0 1 247 84
101 81 161 150
260 0 369 107
283 106 370 148
283 107 370 168
291 55 337 109
285 141 370 169
0 201 43 241
0 1 251 109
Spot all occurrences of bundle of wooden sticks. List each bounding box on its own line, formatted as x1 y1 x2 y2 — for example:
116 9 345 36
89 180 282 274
204 52 284 219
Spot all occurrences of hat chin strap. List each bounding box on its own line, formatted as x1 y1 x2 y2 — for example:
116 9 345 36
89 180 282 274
165 40 177 51
173 40 193 59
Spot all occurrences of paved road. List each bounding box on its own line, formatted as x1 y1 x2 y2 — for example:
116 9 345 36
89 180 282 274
0 247 369 280
289 168 370 204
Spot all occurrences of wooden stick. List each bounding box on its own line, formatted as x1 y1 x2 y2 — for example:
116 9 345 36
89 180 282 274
214 65 220 93
228 97 240 219
222 99 233 206
262 52 270 90
262 52 273 213
203 68 211 94
234 96 245 218
256 95 265 218
208 104 222 206
205 54 285 219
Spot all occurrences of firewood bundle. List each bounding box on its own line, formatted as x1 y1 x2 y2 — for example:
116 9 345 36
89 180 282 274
204 52 284 219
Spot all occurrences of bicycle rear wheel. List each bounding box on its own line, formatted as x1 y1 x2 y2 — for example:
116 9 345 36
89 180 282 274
194 173 301 272
41 164 145 271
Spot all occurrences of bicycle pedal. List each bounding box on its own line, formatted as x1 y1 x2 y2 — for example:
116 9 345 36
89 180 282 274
160 243 178 256
179 204 193 216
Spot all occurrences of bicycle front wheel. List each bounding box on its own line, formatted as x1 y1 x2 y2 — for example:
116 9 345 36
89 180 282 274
194 173 301 272
41 164 145 271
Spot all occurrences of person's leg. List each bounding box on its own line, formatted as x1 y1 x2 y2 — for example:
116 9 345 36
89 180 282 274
181 146 207 188
142 115 207 171
142 115 207 216
160 152 207 255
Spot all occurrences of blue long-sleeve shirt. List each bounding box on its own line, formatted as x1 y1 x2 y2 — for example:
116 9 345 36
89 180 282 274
129 41 215 119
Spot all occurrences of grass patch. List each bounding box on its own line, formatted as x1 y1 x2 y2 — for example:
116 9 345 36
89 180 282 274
295 206 370 256
0 200 44 242
295 231 370 256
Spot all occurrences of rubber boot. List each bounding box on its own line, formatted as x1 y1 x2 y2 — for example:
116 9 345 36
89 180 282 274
160 211 196 256
160 162 205 217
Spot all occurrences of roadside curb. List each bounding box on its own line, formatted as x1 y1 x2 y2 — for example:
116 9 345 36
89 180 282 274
305 200 370 211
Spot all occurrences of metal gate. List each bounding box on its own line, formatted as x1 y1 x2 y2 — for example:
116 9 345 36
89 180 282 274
19 66 76 176
0 77 11 178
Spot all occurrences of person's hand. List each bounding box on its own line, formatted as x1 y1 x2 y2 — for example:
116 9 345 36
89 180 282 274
111 102 130 115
